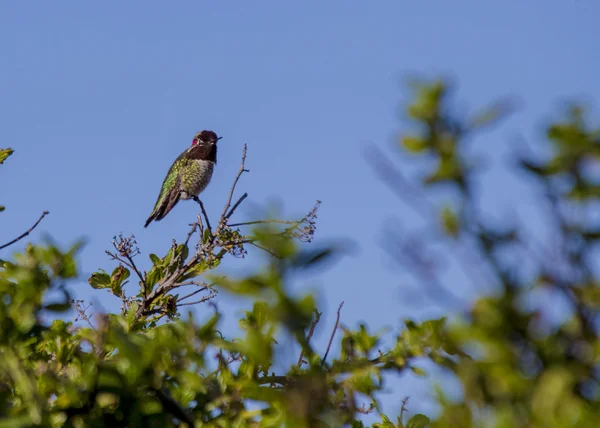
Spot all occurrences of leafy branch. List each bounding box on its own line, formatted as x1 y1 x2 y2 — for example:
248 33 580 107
86 145 320 328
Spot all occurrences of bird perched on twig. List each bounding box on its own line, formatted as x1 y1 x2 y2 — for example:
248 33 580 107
144 130 221 228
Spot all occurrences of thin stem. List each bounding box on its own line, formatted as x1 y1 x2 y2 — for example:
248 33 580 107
297 309 322 367
177 295 216 307
72 300 97 331
322 301 344 367
248 242 280 258
0 211 49 250
184 221 199 248
105 251 135 271
193 196 212 236
177 285 210 303
229 218 299 228
218 145 248 231
225 192 248 220
125 254 145 287
399 397 410 424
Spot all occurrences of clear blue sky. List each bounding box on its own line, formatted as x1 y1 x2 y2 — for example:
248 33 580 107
1 0 598 421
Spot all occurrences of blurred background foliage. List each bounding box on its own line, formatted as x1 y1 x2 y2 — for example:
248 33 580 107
1 79 599 427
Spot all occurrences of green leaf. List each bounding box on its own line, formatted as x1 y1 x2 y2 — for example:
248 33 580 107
89 271 111 289
441 206 459 238
219 276 270 296
44 302 72 312
293 247 335 269
0 148 14 164
410 366 427 377
519 159 555 177
424 157 461 185
373 414 396 427
178 261 208 281
145 267 162 293
402 136 430 153
149 253 161 265
109 265 129 297
406 414 430 428
111 265 130 285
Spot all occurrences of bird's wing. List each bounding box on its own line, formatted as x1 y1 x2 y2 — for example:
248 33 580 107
144 154 188 227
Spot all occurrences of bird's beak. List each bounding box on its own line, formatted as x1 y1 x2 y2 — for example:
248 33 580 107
216 136 223 141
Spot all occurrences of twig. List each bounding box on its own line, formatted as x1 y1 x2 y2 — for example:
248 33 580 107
218 145 248 229
297 309 322 367
228 218 300 228
125 254 145 287
176 285 210 303
356 403 376 415
72 299 96 331
225 192 248 220
105 251 136 270
174 281 207 288
399 396 410 423
322 301 344 367
0 211 49 250
192 196 212 236
177 294 216 307
248 242 280 258
184 221 199 248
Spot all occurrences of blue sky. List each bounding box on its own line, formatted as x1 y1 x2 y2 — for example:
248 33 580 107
1 0 599 421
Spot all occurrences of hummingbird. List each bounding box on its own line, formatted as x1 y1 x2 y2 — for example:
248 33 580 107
144 130 221 228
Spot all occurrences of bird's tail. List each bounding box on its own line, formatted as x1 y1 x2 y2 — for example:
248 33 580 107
144 190 181 228
144 213 156 228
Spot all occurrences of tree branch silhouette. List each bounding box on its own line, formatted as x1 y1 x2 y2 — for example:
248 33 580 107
0 210 49 250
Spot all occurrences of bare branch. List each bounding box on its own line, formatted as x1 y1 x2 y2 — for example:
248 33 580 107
105 251 134 271
192 196 212 237
72 299 96 331
225 192 248 220
322 301 344 367
248 242 280 258
297 309 322 367
0 210 49 250
177 293 216 307
125 253 145 286
229 218 300 228
184 220 199 249
176 284 211 303
399 396 410 423
218 144 249 230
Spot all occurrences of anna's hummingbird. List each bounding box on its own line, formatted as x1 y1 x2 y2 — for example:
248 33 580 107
144 130 221 228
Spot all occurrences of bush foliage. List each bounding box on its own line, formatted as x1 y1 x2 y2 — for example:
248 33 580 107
1 80 598 427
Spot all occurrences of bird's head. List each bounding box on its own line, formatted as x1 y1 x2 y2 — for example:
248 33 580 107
192 130 221 146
